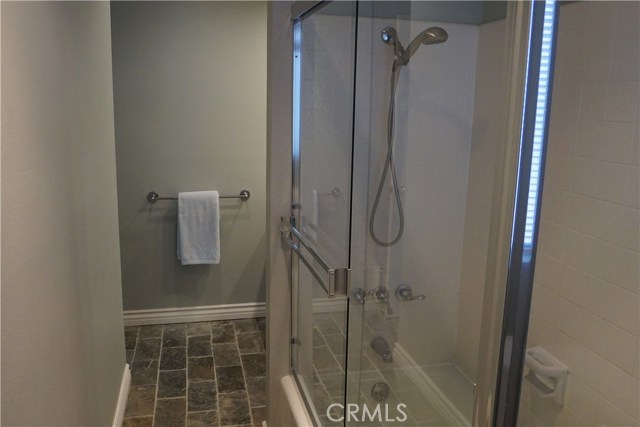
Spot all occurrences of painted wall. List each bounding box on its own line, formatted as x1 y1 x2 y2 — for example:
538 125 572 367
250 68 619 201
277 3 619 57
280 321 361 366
1 2 126 425
521 2 639 426
111 2 267 311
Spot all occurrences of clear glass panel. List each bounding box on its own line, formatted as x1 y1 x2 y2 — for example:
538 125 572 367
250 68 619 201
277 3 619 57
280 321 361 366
294 2 357 264
291 3 357 426
519 2 640 426
347 2 511 425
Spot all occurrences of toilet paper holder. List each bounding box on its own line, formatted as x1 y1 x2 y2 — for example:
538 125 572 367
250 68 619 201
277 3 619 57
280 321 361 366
524 347 568 405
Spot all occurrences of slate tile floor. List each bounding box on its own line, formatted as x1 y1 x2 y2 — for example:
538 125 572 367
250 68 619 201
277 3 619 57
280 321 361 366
123 318 266 427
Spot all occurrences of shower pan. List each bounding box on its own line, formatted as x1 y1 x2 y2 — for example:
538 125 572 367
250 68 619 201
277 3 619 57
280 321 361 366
281 1 580 426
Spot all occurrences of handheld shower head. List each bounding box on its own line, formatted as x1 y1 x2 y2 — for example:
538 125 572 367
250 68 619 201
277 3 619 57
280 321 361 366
420 27 449 45
371 25 449 247
404 26 448 61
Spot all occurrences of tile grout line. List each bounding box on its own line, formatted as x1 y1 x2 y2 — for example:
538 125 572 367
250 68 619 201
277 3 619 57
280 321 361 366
185 326 190 427
133 327 140 366
234 321 254 427
152 327 164 427
213 320 221 427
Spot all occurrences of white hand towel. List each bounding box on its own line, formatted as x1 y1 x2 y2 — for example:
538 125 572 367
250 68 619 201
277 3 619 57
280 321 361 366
177 191 220 265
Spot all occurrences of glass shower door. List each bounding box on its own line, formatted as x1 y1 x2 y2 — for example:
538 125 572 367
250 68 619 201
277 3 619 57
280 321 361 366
345 2 516 426
288 1 562 425
288 3 358 426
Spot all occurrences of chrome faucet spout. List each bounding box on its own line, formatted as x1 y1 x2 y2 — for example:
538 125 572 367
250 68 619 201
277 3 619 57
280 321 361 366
371 336 394 363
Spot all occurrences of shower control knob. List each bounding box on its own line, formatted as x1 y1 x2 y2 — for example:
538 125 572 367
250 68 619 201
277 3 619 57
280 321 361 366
351 288 366 305
369 286 394 315
395 284 426 302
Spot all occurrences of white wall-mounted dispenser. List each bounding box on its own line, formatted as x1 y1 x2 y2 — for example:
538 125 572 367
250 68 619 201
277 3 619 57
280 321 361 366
524 347 569 405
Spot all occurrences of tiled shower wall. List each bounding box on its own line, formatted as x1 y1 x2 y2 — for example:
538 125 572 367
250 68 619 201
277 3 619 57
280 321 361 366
521 2 639 426
353 16 479 367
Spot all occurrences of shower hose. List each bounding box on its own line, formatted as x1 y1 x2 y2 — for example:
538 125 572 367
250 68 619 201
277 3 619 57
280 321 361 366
369 66 404 247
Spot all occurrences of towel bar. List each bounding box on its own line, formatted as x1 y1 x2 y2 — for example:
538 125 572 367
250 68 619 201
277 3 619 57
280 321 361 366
147 190 250 203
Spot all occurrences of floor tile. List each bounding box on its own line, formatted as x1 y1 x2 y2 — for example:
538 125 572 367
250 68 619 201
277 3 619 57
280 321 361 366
135 339 161 361
237 332 264 354
241 354 266 378
187 410 218 427
123 416 153 427
188 335 212 357
212 343 241 367
188 381 217 412
323 334 345 356
315 315 341 335
155 397 186 427
125 385 156 417
188 357 215 381
317 373 344 398
233 319 258 334
217 366 245 393
218 392 252 426
164 324 187 347
187 322 211 336
131 360 158 386
251 406 267 427
210 322 235 344
246 376 266 407
313 346 340 373
124 319 265 427
313 328 325 348
139 325 163 339
158 369 187 398
161 347 187 370
125 329 139 350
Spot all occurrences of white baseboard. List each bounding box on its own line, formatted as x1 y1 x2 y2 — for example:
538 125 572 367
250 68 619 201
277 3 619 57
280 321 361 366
123 302 266 326
393 344 469 427
113 364 131 427
124 299 342 326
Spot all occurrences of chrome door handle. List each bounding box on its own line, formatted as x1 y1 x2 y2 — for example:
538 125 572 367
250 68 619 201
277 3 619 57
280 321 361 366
281 217 348 298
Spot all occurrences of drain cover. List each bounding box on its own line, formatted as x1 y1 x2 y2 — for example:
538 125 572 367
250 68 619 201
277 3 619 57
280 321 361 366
371 382 390 402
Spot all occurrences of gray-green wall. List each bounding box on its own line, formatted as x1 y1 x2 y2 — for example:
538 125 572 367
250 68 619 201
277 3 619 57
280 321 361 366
111 2 267 311
1 2 126 425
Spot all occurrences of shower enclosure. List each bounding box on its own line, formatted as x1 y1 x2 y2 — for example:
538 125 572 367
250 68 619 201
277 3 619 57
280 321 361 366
281 1 639 426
